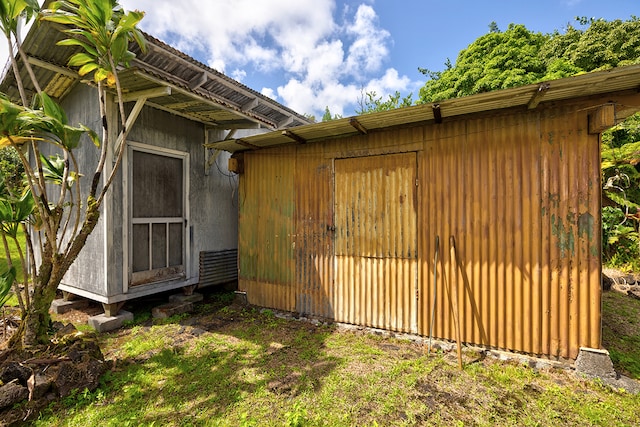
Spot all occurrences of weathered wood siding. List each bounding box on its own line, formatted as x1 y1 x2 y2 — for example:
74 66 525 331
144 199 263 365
238 100 602 359
57 84 106 296
58 86 239 302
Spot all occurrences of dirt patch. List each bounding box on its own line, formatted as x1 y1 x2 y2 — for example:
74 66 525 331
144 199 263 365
0 323 109 426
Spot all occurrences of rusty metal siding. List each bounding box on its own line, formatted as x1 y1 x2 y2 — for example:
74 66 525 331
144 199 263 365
295 145 335 318
238 150 296 311
238 103 602 360
334 153 418 332
420 107 600 359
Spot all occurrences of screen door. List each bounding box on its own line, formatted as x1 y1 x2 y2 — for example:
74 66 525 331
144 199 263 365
130 148 186 286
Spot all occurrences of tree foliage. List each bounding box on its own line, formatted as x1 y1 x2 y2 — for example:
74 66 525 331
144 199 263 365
0 0 146 348
0 146 24 195
419 17 640 103
321 106 342 121
356 90 413 115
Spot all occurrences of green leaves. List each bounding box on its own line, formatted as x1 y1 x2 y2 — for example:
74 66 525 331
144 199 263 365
40 153 80 187
419 24 548 103
42 0 146 85
419 17 640 103
0 187 34 237
0 265 16 308
0 0 39 37
0 94 98 151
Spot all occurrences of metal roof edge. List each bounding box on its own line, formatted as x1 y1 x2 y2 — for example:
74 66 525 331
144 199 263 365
134 32 312 128
214 64 640 152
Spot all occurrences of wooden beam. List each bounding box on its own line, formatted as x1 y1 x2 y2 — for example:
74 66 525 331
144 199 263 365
235 139 261 150
136 41 311 125
527 83 551 109
432 104 442 124
589 103 616 134
278 116 294 129
189 71 208 90
121 86 171 102
27 56 78 79
132 70 277 129
113 96 147 160
282 129 307 144
349 117 368 134
242 98 259 111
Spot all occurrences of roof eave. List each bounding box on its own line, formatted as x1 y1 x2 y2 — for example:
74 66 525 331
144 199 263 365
211 64 640 153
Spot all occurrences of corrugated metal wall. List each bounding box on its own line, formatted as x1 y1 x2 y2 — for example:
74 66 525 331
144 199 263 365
295 145 335 318
239 150 296 311
420 108 601 359
334 153 418 332
238 103 601 360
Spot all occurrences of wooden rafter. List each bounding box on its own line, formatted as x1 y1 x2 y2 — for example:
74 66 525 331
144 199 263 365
528 83 551 109
282 129 306 144
349 117 368 134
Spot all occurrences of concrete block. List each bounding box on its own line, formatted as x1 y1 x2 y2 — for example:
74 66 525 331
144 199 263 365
168 293 203 304
574 347 616 379
234 291 248 305
152 302 193 319
88 310 134 333
50 298 88 314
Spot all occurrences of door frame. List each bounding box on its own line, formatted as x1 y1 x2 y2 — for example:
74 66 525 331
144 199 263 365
333 152 419 333
122 141 190 293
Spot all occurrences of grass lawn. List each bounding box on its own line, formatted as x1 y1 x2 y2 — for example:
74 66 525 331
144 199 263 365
0 227 25 307
30 290 640 427
602 289 640 379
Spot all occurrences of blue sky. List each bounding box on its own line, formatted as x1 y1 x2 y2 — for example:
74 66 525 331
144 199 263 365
3 1 638 118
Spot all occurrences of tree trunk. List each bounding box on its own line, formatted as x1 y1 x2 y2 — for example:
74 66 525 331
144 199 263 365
8 203 101 349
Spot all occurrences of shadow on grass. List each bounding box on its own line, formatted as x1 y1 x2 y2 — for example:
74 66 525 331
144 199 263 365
40 291 340 425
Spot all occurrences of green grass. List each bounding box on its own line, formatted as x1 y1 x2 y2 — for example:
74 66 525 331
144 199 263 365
602 289 640 379
0 227 26 307
31 295 640 427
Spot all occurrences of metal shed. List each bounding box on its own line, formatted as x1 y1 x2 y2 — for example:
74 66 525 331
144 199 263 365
0 20 311 315
208 65 640 360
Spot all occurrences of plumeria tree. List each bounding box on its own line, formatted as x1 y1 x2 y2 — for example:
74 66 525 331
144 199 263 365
0 0 145 348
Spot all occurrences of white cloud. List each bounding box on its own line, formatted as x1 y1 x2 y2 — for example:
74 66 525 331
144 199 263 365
278 78 362 118
231 69 247 82
261 87 277 100
365 68 413 95
110 1 423 116
123 0 335 73
344 5 390 76
0 0 423 117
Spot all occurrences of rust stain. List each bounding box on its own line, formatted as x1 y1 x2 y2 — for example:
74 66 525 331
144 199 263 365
551 214 575 258
238 105 603 360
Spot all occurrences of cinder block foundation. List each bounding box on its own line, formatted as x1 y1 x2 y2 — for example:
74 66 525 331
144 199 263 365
574 347 616 379
152 302 193 319
88 310 134 333
50 298 88 314
168 293 203 304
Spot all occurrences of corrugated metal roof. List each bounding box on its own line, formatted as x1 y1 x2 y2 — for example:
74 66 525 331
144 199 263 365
0 20 311 130
208 64 640 152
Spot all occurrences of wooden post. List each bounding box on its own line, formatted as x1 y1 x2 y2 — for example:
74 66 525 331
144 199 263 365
449 236 464 370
